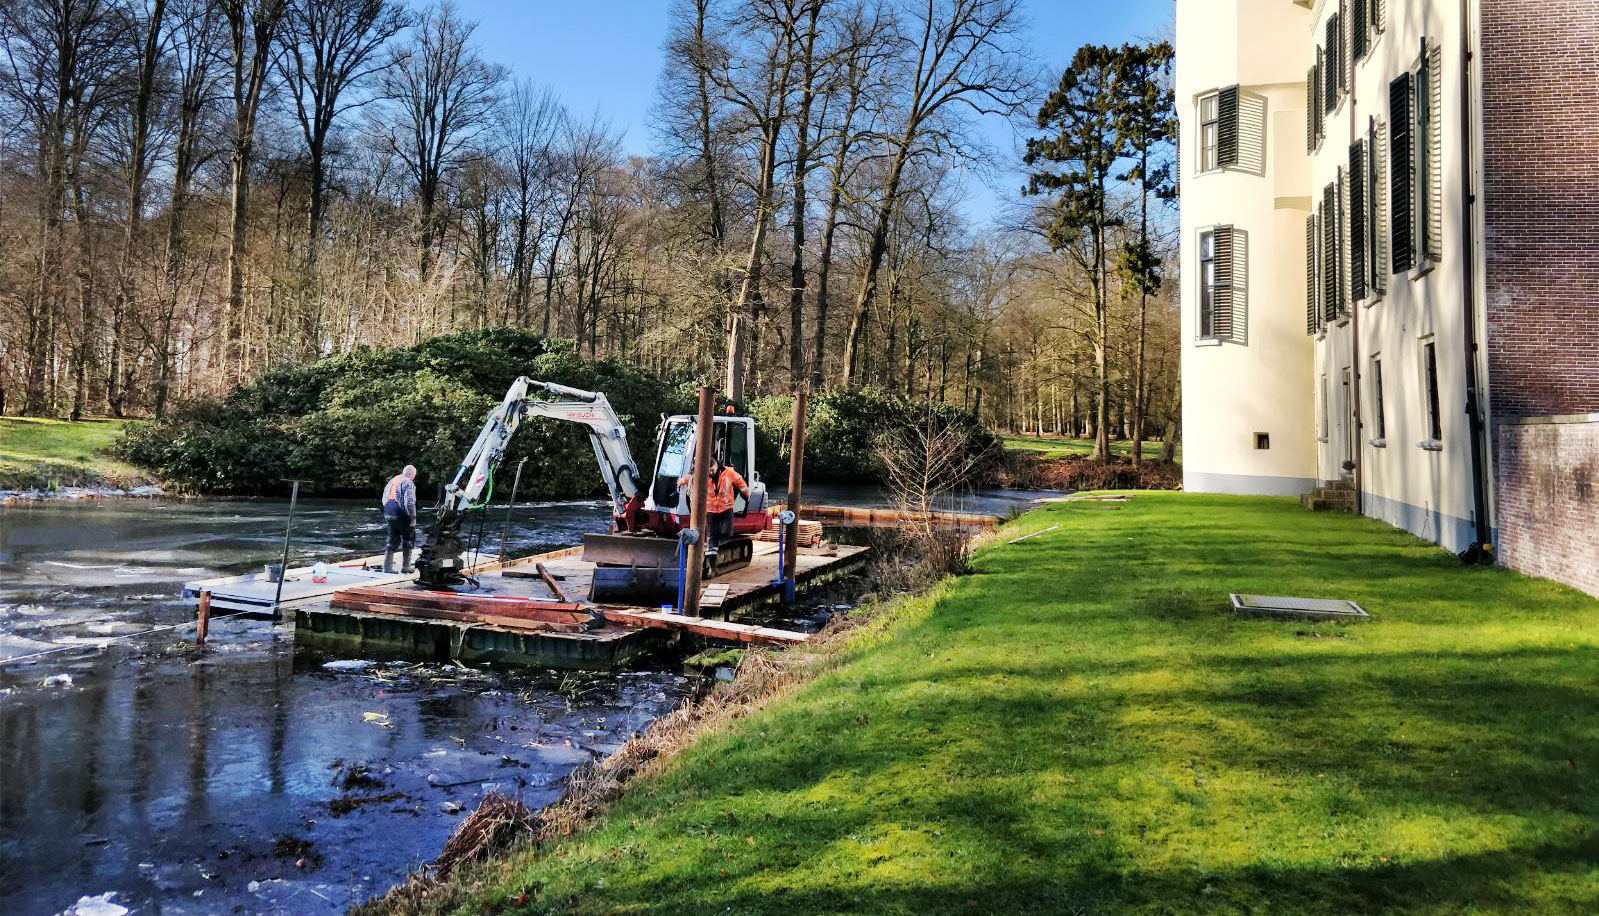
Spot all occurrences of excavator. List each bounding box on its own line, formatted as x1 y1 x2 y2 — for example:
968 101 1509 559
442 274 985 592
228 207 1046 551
414 378 770 589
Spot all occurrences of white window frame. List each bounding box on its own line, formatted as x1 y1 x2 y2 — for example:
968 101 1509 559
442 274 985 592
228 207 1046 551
1198 91 1220 174
1198 227 1220 339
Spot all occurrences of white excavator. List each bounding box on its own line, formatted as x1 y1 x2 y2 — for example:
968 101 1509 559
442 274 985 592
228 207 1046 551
414 378 771 589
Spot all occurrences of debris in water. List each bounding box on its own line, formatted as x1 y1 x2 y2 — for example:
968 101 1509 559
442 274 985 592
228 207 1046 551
323 659 376 672
57 892 128 916
39 674 74 688
361 711 391 727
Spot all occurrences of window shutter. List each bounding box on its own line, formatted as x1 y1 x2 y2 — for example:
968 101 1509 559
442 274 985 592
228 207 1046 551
1389 72 1414 273
1352 0 1368 60
1313 51 1324 139
1306 214 1319 334
1426 40 1444 260
1213 226 1234 340
1217 85 1239 167
1306 69 1316 152
1326 15 1342 103
1373 0 1386 34
1349 141 1367 302
1373 119 1389 291
1323 27 1337 113
1322 187 1337 322
1336 168 1347 313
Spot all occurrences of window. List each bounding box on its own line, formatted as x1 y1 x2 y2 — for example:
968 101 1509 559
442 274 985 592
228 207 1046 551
1199 92 1219 172
1199 86 1240 172
1392 41 1443 275
1423 342 1442 442
1319 374 1330 440
1199 226 1244 343
1370 358 1387 440
1255 433 1271 450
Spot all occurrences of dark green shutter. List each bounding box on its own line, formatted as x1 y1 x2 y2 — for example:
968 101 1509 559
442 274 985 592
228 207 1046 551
1213 227 1234 339
1322 187 1337 322
1353 0 1368 60
1349 141 1367 301
1306 215 1319 334
1325 16 1341 107
1313 52 1324 139
1217 85 1239 167
1389 72 1414 273
1306 69 1316 151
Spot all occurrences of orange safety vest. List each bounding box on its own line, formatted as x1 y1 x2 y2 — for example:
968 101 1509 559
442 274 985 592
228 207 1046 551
705 466 748 514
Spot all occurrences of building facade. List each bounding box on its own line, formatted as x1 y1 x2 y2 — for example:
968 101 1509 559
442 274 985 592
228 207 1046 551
1177 0 1599 595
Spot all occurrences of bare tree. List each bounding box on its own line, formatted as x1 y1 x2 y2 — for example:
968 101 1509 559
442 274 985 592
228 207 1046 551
381 0 502 282
838 0 1032 387
220 0 287 375
282 0 408 353
498 77 562 326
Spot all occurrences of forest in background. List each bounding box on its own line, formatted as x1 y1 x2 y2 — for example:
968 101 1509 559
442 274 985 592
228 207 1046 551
0 0 1178 462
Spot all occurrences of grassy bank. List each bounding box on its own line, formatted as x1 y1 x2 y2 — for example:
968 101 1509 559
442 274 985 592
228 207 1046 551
0 417 156 490
373 493 1599 915
1002 433 1178 462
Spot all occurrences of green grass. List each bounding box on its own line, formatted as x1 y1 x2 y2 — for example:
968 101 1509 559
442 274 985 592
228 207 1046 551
0 417 153 489
427 493 1599 915
1002 433 1177 462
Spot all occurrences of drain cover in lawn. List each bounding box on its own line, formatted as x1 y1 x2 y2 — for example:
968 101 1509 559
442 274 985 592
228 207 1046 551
1229 594 1370 621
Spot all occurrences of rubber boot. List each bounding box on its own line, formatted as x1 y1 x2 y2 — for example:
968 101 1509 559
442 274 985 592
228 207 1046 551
401 550 415 575
383 550 397 574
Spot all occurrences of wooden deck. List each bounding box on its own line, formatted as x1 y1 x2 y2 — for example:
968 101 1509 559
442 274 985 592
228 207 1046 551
289 539 870 667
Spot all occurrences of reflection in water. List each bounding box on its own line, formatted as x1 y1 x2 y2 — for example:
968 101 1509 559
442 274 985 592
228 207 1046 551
0 498 684 916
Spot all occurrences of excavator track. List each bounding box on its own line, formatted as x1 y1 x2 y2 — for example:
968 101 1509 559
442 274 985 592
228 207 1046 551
584 533 754 604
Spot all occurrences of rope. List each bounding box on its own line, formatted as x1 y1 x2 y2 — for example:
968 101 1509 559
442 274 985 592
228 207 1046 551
0 609 257 667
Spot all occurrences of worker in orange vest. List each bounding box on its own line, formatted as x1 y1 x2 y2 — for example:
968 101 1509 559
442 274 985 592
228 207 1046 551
680 453 750 555
381 465 418 573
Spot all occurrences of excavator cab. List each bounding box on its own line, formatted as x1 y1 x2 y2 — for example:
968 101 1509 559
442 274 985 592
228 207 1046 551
648 415 765 517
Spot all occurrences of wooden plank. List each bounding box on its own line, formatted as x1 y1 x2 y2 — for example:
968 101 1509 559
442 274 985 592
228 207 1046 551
334 587 593 626
594 608 808 645
332 598 589 633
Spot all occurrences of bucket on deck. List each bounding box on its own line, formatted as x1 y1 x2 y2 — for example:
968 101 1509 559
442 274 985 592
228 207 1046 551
265 563 284 583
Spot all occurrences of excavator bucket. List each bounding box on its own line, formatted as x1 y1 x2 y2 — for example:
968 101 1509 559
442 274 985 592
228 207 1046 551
582 532 754 604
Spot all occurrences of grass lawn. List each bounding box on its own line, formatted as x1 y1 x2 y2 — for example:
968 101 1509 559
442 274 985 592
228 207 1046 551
0 417 152 489
417 493 1598 915
1002 433 1177 462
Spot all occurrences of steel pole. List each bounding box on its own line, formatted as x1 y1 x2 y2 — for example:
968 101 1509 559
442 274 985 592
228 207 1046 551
500 458 527 563
682 385 716 617
782 388 807 601
272 479 305 618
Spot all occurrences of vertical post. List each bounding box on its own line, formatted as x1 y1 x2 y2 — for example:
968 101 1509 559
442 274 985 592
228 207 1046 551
196 590 211 646
500 457 527 564
783 388 807 602
273 479 303 618
682 384 716 617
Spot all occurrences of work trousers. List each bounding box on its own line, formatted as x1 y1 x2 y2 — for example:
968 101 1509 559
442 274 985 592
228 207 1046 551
708 510 734 549
385 511 415 554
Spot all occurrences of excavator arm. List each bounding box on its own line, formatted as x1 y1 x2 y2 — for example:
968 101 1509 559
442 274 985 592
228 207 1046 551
415 378 645 587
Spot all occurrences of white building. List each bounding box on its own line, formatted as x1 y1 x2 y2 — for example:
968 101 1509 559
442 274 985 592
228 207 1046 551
1176 0 1599 593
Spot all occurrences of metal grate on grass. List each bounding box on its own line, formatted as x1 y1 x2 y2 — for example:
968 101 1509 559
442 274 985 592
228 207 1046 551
1229 594 1370 621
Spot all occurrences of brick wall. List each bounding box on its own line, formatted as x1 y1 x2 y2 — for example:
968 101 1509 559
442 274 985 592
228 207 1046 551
1496 418 1599 598
1480 0 1599 416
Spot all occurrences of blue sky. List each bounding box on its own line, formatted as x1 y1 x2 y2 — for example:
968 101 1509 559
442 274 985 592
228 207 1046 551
454 0 1174 225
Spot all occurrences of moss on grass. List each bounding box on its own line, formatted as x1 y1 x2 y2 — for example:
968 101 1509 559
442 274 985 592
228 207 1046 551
366 493 1599 915
0 417 155 490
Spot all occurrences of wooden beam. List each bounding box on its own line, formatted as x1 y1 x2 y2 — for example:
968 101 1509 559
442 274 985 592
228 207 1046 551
594 608 808 645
